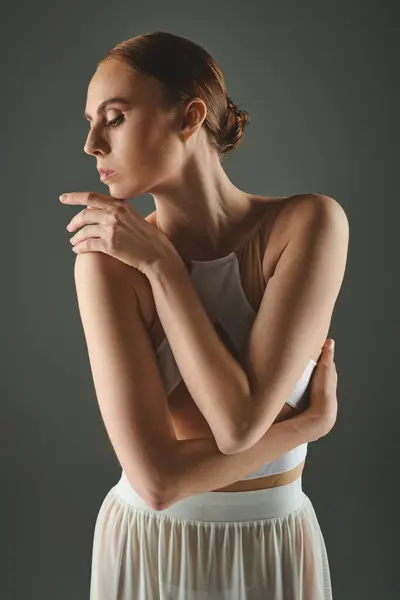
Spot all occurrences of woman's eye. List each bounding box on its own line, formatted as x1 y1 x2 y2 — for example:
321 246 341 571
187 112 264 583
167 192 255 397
106 115 124 128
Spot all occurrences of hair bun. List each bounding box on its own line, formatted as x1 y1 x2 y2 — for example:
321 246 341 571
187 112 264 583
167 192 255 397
226 96 238 115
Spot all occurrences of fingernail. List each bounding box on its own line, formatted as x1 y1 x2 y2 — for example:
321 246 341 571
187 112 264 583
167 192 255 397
59 194 67 202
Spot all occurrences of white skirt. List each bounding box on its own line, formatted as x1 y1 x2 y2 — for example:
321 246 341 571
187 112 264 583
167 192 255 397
90 471 332 600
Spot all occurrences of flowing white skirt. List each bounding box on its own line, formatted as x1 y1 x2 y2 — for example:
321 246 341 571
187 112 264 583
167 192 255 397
90 471 332 600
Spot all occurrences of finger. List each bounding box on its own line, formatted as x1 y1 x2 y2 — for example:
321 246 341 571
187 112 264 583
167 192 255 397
60 191 121 209
67 208 105 232
70 224 103 246
327 338 335 354
324 339 335 359
72 235 104 254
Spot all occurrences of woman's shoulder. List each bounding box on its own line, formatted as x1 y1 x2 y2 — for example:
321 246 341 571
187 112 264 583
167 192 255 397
258 193 343 239
272 193 347 242
248 193 340 279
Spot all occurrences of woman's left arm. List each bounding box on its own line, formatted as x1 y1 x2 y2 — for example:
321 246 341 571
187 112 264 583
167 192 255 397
146 194 349 455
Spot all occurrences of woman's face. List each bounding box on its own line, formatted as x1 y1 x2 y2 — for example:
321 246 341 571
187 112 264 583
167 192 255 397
83 59 184 200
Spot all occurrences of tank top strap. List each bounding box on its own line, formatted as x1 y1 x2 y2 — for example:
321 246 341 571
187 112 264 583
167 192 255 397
236 207 270 313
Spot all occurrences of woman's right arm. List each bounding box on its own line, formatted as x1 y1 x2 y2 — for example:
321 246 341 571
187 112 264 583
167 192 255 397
163 411 324 508
163 339 338 508
163 340 337 509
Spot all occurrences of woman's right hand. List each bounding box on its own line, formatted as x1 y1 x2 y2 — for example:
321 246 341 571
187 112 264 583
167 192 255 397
307 338 338 440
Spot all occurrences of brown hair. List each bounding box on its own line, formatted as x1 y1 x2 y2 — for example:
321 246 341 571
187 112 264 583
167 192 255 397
99 31 250 159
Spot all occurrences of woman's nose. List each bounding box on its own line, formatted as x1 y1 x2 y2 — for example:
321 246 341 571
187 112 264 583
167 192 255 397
83 139 95 155
83 131 106 156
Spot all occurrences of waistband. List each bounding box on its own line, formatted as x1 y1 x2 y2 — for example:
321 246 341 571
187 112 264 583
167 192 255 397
113 471 305 522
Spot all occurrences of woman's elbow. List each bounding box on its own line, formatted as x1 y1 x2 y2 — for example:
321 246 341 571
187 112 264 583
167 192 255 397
217 422 252 455
124 463 172 512
124 476 169 512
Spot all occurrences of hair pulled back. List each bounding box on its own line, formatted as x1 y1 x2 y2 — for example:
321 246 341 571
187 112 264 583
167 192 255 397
99 31 250 158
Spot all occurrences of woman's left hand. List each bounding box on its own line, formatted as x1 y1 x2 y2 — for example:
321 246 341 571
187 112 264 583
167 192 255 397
60 191 177 275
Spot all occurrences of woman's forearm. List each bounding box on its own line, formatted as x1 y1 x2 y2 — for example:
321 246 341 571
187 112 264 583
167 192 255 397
146 253 252 451
163 411 321 509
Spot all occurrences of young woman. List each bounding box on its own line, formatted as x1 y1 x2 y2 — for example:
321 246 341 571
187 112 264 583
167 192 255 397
62 31 348 599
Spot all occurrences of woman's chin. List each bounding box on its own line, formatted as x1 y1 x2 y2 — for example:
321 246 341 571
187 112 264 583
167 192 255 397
104 182 132 201
109 182 148 202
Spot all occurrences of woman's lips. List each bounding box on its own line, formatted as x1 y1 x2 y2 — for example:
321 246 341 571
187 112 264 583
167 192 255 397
99 170 117 181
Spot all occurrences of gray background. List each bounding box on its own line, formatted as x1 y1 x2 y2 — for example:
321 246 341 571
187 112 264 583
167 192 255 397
1 1 398 598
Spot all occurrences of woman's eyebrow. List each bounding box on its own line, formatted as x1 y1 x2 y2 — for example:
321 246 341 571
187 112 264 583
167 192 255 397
84 97 132 120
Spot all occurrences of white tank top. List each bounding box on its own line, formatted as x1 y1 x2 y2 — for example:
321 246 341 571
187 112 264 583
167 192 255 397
154 216 317 479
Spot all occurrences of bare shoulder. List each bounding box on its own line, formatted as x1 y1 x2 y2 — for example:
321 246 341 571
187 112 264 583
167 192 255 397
263 193 348 252
251 193 349 281
74 251 155 331
73 212 160 334
276 193 348 236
